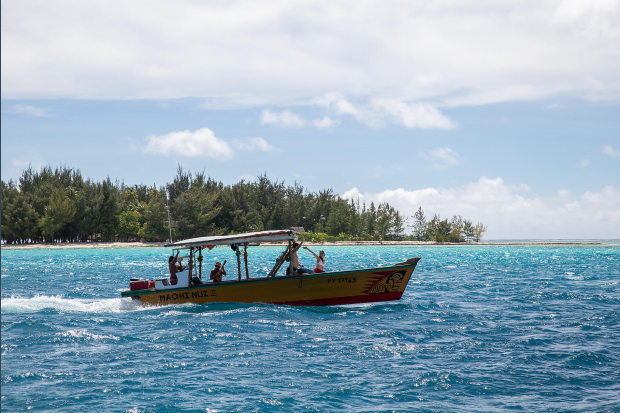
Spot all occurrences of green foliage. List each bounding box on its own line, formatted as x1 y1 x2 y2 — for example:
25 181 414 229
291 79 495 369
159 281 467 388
1 165 488 244
434 218 452 242
392 211 406 240
407 208 487 243
38 188 76 242
138 189 169 241
473 222 488 242
410 206 427 241
326 199 351 236
118 211 141 240
301 232 342 242
448 215 465 242
173 182 222 238
463 220 475 241
2 181 40 242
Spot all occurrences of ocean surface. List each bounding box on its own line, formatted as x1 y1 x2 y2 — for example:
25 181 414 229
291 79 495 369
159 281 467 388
2 244 619 412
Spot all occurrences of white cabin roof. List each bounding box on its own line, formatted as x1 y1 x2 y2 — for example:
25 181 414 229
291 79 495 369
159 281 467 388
165 229 296 248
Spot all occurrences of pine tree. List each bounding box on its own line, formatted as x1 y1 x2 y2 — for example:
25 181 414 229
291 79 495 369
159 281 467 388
473 222 488 242
375 203 394 239
118 211 141 241
326 199 350 236
410 207 427 241
139 188 170 240
448 215 465 242
38 189 76 242
425 214 440 241
392 210 406 240
1 163 489 243
463 220 474 242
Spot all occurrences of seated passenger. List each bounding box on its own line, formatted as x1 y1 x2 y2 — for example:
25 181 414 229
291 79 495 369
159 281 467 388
303 246 326 273
168 251 185 285
210 261 226 282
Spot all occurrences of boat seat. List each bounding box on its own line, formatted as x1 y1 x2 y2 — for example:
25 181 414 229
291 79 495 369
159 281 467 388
155 275 190 290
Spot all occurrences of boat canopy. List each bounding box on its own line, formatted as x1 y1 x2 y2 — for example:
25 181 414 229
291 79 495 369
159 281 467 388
165 229 297 249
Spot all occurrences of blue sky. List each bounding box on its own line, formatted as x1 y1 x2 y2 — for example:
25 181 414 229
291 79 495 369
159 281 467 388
2 1 619 238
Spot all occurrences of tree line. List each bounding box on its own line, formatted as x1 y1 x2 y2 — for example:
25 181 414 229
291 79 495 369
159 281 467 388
1 165 486 244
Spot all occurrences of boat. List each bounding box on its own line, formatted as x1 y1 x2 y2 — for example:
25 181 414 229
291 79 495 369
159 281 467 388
120 230 421 307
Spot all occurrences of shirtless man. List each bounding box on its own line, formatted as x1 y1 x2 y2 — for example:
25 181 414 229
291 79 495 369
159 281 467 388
168 250 185 285
291 235 314 275
210 261 227 282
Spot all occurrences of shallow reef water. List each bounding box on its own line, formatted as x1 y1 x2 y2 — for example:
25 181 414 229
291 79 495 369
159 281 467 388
2 245 619 412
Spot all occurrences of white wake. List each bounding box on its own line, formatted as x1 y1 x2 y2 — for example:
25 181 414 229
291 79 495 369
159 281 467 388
1 295 143 313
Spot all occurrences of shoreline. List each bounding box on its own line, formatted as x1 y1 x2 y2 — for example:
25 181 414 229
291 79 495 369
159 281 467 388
1 240 613 250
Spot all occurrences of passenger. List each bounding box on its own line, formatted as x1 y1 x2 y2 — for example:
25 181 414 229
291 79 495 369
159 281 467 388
291 236 314 275
303 246 326 273
168 251 185 285
210 261 227 283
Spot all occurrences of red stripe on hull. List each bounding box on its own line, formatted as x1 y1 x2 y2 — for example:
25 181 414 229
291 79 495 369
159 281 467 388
275 291 404 306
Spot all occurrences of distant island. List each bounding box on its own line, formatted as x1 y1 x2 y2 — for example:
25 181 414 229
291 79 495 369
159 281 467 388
1 165 487 245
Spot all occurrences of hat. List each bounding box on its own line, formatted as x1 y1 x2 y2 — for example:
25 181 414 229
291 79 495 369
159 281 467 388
215 262 222 266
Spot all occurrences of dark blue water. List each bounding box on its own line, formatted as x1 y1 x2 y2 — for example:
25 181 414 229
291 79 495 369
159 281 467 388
2 245 619 412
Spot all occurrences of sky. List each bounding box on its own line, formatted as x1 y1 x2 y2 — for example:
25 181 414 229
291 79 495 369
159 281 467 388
1 0 619 239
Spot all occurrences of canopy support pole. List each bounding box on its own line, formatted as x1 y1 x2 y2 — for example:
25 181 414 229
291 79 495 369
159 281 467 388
244 243 249 279
236 246 242 281
198 248 203 280
288 240 293 274
188 247 193 286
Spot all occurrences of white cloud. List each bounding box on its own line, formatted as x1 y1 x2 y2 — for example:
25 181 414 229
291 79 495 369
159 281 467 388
144 128 233 159
342 177 620 239
260 110 306 128
422 147 461 168
580 159 590 168
312 116 339 129
370 99 456 129
10 104 47 117
260 109 339 129
234 137 275 152
313 93 455 129
603 145 620 158
313 93 360 117
3 2 619 105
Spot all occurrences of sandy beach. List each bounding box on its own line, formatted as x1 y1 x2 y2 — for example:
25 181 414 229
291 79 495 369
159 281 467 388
1 240 611 249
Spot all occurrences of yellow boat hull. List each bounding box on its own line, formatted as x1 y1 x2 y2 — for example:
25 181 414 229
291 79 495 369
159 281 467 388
121 259 420 307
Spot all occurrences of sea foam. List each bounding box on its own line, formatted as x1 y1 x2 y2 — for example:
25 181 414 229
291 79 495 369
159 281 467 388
1 295 142 314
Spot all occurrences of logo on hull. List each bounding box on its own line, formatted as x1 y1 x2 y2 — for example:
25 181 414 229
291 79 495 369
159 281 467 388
365 270 406 294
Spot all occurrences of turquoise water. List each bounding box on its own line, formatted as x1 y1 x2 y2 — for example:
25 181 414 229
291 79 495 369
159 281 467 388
2 245 619 412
